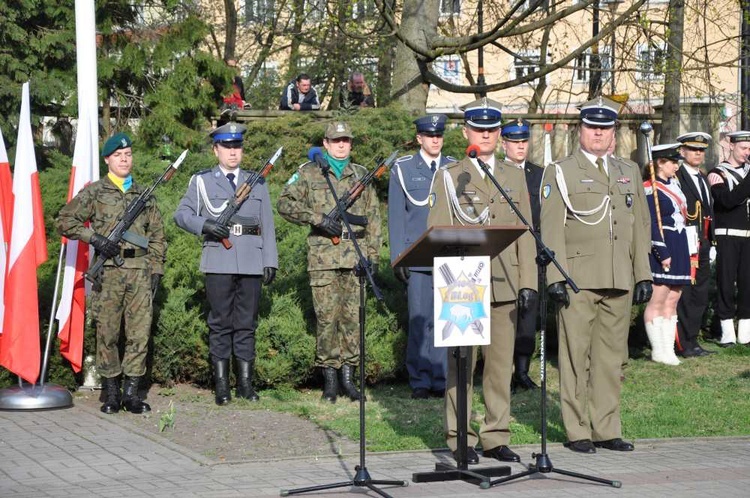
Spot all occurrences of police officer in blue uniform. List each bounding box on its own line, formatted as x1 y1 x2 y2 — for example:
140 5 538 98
174 122 278 405
389 114 452 399
501 118 544 392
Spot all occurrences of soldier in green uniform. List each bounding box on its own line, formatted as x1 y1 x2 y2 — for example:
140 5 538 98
428 98 537 465
539 98 652 453
57 133 166 415
277 122 381 403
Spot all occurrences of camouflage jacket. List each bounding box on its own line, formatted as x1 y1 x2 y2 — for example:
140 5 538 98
56 175 167 273
277 160 381 271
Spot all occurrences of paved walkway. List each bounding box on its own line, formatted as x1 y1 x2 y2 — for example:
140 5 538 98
2 403 749 497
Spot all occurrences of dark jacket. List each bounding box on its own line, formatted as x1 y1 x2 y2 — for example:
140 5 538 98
279 80 320 111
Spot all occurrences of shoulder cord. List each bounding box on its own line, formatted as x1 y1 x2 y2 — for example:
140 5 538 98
442 171 490 225
395 163 436 206
195 175 229 218
715 165 740 191
554 163 611 226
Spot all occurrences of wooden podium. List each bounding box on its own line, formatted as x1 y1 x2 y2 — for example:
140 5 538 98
393 225 527 489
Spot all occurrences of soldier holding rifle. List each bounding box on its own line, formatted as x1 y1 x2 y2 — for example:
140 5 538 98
277 121 382 404
57 132 167 415
174 122 278 405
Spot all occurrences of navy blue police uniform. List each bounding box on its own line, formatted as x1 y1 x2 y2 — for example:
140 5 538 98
388 114 452 399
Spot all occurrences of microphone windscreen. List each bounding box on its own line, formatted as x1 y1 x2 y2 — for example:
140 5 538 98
466 144 481 158
307 147 324 162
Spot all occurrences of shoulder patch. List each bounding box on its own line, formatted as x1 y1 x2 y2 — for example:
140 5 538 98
428 192 437 208
542 184 551 198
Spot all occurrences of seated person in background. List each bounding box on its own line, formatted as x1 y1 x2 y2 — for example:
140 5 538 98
279 73 321 111
221 60 249 113
339 71 375 109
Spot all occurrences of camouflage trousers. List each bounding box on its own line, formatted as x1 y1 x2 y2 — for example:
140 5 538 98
309 269 360 368
90 266 152 378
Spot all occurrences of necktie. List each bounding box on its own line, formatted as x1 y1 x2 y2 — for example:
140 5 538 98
226 173 236 191
595 157 606 176
430 160 436 173
698 174 709 206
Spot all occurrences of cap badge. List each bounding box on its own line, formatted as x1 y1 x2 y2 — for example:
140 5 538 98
337 123 345 132
431 115 440 125
230 124 237 132
121 138 127 147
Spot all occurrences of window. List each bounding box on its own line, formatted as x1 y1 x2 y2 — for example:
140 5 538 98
637 43 667 81
513 50 542 81
244 0 275 23
440 0 461 16
573 48 612 84
433 55 462 86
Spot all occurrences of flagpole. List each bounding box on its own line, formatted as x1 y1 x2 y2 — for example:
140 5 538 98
39 245 67 386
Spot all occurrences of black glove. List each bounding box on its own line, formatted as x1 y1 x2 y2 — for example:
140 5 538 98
344 212 368 227
394 266 410 284
90 233 120 259
548 282 570 308
202 219 230 240
633 280 653 304
315 214 342 237
517 288 538 314
151 274 161 296
263 267 276 285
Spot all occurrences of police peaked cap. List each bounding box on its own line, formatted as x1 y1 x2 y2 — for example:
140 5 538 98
652 143 684 161
102 132 132 157
676 132 712 149
414 114 447 135
579 96 620 127
501 118 531 141
210 122 247 143
461 98 503 129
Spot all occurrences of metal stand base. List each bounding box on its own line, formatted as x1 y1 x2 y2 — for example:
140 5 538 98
490 451 621 488
281 466 407 497
413 459 510 489
0 384 73 411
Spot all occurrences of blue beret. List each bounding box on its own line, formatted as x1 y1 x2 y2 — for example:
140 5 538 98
580 97 620 127
652 143 684 161
102 132 132 157
210 122 247 143
501 118 530 141
462 98 503 129
414 114 447 135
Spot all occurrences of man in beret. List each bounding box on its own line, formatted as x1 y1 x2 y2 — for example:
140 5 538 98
174 122 278 405
278 121 381 404
389 114 452 400
539 97 652 453
428 98 537 465
707 130 750 346
675 132 716 356
57 132 166 415
501 118 544 393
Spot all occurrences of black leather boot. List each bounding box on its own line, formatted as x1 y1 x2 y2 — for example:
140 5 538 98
511 354 539 394
121 376 151 414
213 359 231 405
339 364 362 401
321 367 338 403
100 376 121 414
236 359 259 401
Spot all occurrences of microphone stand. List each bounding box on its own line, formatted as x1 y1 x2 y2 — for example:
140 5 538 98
470 153 620 489
280 159 407 497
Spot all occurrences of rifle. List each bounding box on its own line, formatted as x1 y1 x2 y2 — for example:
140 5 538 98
327 150 398 245
84 149 188 287
216 146 283 249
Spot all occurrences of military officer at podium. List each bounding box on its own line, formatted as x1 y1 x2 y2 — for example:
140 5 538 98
500 118 544 393
427 98 537 465
389 114 452 400
540 97 652 454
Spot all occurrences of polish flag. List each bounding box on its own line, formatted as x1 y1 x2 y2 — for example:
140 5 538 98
56 0 99 373
0 82 48 384
0 128 12 333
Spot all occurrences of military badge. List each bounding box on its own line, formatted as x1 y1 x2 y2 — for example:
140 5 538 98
626 193 633 207
542 184 551 198
428 192 436 208
617 176 631 184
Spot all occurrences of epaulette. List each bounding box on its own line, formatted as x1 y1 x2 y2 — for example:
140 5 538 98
195 168 212 176
395 155 414 163
445 155 457 162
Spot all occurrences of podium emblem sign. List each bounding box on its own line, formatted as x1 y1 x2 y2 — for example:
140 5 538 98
433 255 491 347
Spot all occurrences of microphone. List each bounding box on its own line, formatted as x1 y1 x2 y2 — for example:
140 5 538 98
466 144 489 170
307 147 330 171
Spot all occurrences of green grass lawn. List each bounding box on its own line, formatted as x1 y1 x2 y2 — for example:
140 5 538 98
173 342 750 452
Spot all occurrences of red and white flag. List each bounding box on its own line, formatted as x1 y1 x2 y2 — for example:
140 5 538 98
0 128 12 333
56 0 99 373
0 82 48 384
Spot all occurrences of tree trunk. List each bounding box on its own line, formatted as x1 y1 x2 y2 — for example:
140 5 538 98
223 0 237 61
661 0 685 141
391 0 440 114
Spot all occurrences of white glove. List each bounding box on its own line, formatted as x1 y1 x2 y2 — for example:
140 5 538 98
710 246 717 263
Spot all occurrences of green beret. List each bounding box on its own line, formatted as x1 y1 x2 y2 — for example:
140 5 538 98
102 132 133 157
